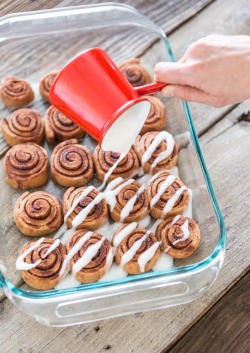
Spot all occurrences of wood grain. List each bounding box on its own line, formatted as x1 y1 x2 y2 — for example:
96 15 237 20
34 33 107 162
165 271 250 353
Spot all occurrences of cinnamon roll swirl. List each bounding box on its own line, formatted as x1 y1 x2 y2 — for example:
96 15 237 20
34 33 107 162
0 76 34 108
148 171 189 218
118 58 151 87
63 186 108 230
134 131 178 174
107 180 149 223
113 224 160 274
66 230 113 283
140 96 167 135
16 238 66 290
0 108 44 146
3 142 49 189
44 105 85 144
93 145 140 184
51 139 94 187
155 215 201 258
14 191 63 236
39 71 58 102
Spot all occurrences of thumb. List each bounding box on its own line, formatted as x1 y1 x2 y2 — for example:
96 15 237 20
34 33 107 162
161 84 219 106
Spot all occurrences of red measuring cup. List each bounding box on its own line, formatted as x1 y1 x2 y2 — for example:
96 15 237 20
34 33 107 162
50 48 166 153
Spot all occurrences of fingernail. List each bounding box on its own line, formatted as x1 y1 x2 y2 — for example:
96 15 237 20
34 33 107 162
161 85 174 97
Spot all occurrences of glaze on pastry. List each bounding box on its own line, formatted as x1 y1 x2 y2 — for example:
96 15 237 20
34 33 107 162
93 145 140 185
106 179 149 223
140 96 167 135
134 130 178 174
147 171 189 218
0 108 44 146
44 105 85 144
155 215 200 258
113 223 160 274
65 229 113 283
16 238 66 290
51 139 94 187
39 71 58 102
118 58 151 87
63 186 108 230
0 76 34 108
14 191 63 236
3 142 49 189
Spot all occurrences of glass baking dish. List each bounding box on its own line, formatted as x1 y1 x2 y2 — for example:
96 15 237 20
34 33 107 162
0 3 226 326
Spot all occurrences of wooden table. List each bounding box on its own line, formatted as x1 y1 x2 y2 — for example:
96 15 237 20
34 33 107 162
0 1 249 352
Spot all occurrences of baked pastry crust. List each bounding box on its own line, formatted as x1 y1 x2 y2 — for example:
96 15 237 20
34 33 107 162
19 238 66 290
118 58 151 87
66 229 113 283
0 76 34 108
14 191 63 236
39 71 58 101
4 142 49 189
140 96 167 135
155 215 201 258
51 139 94 187
0 108 44 146
44 105 85 144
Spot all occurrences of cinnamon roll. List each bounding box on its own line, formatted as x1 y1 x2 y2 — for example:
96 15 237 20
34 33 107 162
0 76 34 108
107 180 149 223
148 171 189 218
0 108 44 146
140 96 167 135
3 142 49 189
118 58 151 87
93 145 140 184
39 71 58 102
14 191 63 236
65 230 113 283
44 105 85 144
134 130 178 174
63 186 108 230
113 224 160 274
155 215 201 258
16 238 66 290
51 139 94 187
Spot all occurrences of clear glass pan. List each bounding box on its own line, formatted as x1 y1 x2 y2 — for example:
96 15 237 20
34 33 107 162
0 3 226 326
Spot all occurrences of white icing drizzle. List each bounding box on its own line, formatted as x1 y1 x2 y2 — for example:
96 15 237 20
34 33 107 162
59 231 93 278
105 248 114 272
152 253 173 271
42 239 61 258
150 219 162 233
98 263 127 282
182 188 193 218
104 178 134 211
72 236 105 276
72 193 104 229
138 214 151 229
150 175 176 207
141 131 175 172
163 186 187 216
53 185 95 240
138 241 160 273
60 227 76 245
171 215 181 226
96 221 122 243
120 230 150 268
16 237 45 270
113 222 138 248
164 246 171 254
173 220 190 245
120 184 145 222
98 152 126 191
55 273 81 289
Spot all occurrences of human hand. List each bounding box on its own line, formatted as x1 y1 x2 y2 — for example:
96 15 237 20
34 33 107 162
154 35 250 107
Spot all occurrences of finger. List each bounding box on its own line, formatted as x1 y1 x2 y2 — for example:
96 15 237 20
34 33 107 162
154 62 192 86
161 84 220 106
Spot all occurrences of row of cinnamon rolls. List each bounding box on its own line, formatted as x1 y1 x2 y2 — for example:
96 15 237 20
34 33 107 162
3 129 178 189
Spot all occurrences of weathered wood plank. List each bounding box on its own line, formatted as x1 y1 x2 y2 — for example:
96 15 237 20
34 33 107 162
0 100 249 353
165 271 250 353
